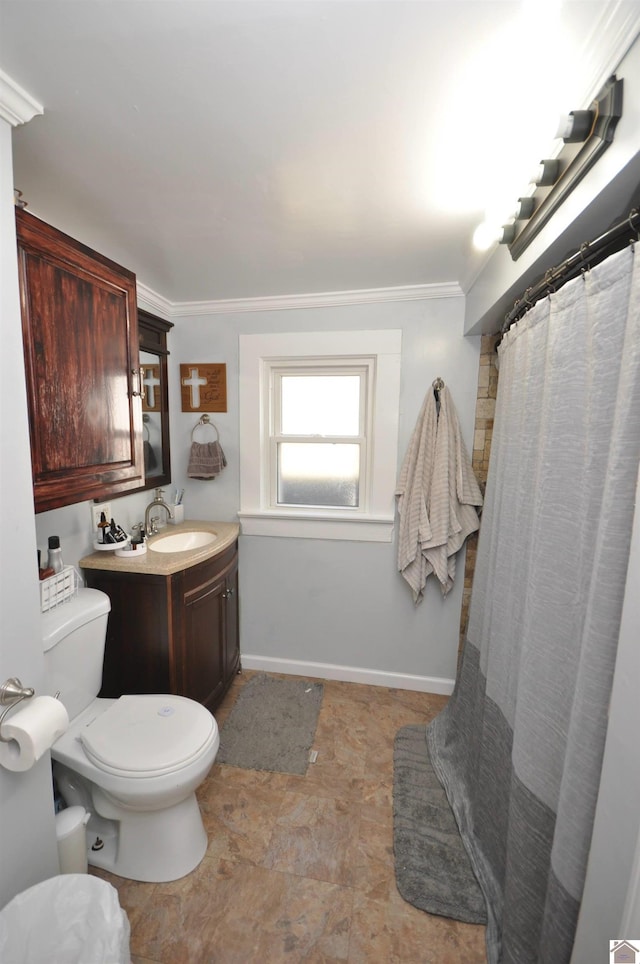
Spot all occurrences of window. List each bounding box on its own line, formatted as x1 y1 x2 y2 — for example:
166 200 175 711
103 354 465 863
239 330 402 541
272 364 369 509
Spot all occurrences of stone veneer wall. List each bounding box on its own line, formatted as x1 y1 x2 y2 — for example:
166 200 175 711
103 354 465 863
459 333 500 652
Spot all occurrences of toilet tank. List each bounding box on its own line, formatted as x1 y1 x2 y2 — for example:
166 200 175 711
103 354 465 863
42 588 111 720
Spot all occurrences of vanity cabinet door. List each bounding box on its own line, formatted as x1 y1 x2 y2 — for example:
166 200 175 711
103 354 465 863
16 208 143 512
174 544 240 712
177 566 227 711
83 570 173 699
223 556 240 685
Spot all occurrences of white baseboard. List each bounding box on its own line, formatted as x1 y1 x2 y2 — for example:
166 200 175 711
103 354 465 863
240 654 455 696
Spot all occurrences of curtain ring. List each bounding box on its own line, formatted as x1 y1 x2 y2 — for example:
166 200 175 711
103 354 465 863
544 269 556 295
579 242 590 277
628 209 639 250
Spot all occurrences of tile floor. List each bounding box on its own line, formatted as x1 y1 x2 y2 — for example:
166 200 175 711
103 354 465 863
91 671 487 963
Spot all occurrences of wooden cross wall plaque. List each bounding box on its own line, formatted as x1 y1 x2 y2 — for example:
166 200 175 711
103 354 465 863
180 364 227 413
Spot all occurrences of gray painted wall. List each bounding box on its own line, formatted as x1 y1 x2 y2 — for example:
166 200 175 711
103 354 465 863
0 120 59 908
167 295 480 687
32 294 480 692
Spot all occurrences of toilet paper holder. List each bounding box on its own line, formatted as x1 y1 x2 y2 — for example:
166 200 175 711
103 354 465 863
0 678 35 741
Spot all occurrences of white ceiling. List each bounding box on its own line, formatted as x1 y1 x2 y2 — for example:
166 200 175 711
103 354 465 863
0 1 635 305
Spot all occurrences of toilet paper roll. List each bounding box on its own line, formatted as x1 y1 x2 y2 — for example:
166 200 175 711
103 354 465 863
0 696 69 772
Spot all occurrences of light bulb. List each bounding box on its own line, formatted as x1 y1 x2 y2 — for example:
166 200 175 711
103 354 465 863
532 159 560 186
555 110 594 143
472 221 501 251
514 197 536 220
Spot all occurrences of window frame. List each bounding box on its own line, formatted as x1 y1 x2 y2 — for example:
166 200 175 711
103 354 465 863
239 329 402 542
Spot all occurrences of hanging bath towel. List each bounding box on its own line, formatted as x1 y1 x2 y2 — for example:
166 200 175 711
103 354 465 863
187 440 227 480
395 384 482 601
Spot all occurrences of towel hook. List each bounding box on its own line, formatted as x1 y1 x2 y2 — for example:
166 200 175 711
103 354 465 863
432 376 444 392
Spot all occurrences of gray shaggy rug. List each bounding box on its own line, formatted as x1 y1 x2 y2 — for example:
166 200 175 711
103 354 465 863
217 674 323 775
393 725 487 923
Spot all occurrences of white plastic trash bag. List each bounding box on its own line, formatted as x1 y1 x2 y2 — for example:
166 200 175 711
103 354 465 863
0 874 131 963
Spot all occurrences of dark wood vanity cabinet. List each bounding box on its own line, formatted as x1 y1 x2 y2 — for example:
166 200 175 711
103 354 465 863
16 208 143 512
83 543 240 714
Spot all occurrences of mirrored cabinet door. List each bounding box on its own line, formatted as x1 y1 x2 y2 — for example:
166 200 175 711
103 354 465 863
138 309 174 491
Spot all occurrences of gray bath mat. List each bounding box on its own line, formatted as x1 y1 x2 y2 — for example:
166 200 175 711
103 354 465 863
217 674 324 775
393 725 487 924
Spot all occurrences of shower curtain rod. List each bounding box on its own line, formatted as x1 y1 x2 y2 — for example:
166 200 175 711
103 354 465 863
502 206 640 333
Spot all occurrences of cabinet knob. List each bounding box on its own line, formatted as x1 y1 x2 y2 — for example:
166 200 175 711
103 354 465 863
223 587 235 599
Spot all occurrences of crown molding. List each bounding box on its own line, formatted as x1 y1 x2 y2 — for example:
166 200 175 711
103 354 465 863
580 1 640 104
136 281 463 319
0 69 43 127
136 283 175 319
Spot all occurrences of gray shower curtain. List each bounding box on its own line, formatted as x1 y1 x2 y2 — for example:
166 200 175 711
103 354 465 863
427 245 640 963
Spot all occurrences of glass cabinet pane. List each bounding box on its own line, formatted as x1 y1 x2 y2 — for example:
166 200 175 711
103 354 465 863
141 350 163 478
136 309 173 492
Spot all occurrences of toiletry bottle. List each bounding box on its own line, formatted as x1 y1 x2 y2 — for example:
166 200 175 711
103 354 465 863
47 536 64 573
38 549 54 580
97 512 109 544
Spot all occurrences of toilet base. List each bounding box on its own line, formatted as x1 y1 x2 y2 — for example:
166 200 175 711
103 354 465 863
54 763 208 882
88 790 208 882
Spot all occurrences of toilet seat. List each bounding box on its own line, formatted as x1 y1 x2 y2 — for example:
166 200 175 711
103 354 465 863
80 694 216 778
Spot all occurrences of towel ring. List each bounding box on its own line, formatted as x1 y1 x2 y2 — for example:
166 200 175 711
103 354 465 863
191 414 220 442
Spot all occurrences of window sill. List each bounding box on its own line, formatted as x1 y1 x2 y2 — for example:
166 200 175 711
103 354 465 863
238 510 395 542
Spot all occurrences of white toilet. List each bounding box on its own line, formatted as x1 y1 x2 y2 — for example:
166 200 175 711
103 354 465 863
43 588 219 883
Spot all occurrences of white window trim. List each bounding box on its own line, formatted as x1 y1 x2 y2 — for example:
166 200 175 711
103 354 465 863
239 329 402 541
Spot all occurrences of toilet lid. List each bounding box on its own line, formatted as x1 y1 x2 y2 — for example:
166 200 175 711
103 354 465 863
80 695 215 775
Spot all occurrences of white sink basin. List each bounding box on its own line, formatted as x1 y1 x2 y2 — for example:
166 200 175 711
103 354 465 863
149 530 217 553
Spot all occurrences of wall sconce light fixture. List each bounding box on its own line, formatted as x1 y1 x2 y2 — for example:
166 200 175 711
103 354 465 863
508 75 623 259
478 76 623 257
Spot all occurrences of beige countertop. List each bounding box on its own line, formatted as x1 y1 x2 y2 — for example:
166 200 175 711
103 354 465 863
79 520 240 576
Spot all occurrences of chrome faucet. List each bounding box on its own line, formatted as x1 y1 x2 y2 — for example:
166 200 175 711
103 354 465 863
144 488 174 536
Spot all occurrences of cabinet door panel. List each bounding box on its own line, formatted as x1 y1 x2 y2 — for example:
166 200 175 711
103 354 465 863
17 209 143 511
223 561 240 682
84 571 172 698
180 577 226 709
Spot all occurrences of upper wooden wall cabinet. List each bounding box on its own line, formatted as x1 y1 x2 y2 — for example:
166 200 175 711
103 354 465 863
16 209 144 512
